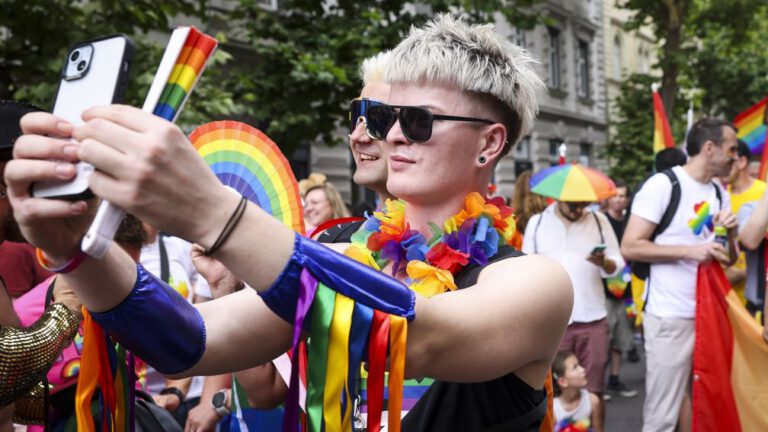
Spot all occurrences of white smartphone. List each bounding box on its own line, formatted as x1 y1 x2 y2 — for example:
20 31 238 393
31 34 134 200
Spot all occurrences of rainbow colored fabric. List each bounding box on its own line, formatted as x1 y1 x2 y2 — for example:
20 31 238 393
529 163 616 202
693 262 768 431
153 27 217 121
653 89 675 154
734 97 768 154
189 121 305 234
555 417 591 432
280 271 408 432
733 97 768 181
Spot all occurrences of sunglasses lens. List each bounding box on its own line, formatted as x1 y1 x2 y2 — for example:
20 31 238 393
400 107 432 142
366 104 395 140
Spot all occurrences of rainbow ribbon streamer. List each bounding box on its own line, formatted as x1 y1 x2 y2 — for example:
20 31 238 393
283 272 408 432
77 26 217 432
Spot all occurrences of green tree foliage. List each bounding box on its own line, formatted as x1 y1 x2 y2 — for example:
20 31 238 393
685 4 768 119
619 0 763 116
1 0 204 103
1 0 543 155
606 0 768 184
227 0 543 154
602 74 657 188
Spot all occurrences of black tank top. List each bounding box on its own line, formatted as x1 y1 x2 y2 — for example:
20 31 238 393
401 246 547 432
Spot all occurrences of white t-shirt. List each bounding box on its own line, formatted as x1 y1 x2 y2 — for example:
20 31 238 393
140 235 211 301
140 235 211 398
632 166 730 319
553 389 592 426
522 204 625 323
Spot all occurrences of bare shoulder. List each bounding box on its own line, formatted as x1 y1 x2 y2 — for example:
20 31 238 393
480 254 573 308
588 391 600 407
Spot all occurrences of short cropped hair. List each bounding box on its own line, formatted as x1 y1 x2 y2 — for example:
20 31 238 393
654 148 687 172
385 14 544 155
736 139 751 160
360 51 391 86
685 118 737 157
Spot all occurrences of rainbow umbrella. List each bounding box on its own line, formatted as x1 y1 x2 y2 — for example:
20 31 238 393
529 163 616 202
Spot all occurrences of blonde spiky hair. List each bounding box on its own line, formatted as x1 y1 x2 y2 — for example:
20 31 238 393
360 50 392 86
385 14 544 149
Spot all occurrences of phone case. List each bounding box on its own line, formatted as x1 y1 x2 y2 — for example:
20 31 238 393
31 34 135 200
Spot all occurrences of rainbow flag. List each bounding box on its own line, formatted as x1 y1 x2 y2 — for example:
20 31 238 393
693 262 768 431
733 97 768 180
653 88 675 154
153 27 218 121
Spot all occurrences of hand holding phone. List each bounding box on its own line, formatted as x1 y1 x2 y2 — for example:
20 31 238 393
589 244 607 256
31 34 134 200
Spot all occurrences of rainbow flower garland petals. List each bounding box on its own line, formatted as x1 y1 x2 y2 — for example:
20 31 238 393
348 192 516 297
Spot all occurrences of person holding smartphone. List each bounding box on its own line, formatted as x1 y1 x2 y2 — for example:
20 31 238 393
6 15 574 431
523 198 624 432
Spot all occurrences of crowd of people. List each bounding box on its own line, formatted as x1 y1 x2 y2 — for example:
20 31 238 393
0 12 766 432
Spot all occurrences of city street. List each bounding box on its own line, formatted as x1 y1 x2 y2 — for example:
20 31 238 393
605 344 645 431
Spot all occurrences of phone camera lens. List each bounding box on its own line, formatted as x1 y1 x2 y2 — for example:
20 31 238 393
77 60 87 71
70 51 80 62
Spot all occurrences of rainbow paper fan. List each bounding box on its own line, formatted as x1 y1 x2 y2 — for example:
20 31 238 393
189 121 305 235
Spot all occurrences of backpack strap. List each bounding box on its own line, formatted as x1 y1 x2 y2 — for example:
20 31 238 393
713 181 723 208
158 235 170 284
643 169 680 312
653 169 681 241
591 212 605 244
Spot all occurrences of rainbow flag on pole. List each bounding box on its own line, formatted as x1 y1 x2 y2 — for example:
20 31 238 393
733 97 768 180
693 262 768 431
653 85 675 154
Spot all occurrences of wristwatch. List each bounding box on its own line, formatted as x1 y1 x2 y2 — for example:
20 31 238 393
211 389 231 416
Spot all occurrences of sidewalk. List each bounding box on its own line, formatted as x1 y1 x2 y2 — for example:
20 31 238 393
604 344 645 431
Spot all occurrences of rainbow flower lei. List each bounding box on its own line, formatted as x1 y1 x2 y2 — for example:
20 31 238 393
344 192 516 297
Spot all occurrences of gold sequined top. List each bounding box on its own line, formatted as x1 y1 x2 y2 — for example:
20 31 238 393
0 303 79 408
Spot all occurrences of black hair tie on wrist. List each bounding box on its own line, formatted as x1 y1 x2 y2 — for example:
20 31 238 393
205 196 249 256
159 386 185 403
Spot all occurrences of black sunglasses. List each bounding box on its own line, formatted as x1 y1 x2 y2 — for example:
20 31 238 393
365 104 496 143
565 202 590 212
348 98 384 134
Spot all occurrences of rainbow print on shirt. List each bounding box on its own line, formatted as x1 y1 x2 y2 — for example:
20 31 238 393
688 201 714 235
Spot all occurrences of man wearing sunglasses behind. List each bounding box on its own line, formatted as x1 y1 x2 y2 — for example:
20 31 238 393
523 198 624 432
318 51 395 244
7 14 573 432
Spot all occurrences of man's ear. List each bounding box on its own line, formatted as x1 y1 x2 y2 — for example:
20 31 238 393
477 123 507 167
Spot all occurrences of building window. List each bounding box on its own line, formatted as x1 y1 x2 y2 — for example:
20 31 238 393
579 142 592 166
512 28 527 48
639 46 650 74
257 0 278 10
548 27 561 89
514 136 531 160
612 37 622 80
577 39 590 98
550 138 565 166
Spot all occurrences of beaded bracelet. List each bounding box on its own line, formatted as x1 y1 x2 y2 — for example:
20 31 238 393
36 248 87 274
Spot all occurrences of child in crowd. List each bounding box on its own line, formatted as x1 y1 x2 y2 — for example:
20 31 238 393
553 350 599 432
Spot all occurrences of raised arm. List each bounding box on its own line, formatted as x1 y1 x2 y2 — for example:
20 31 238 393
739 191 768 250
406 254 572 385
